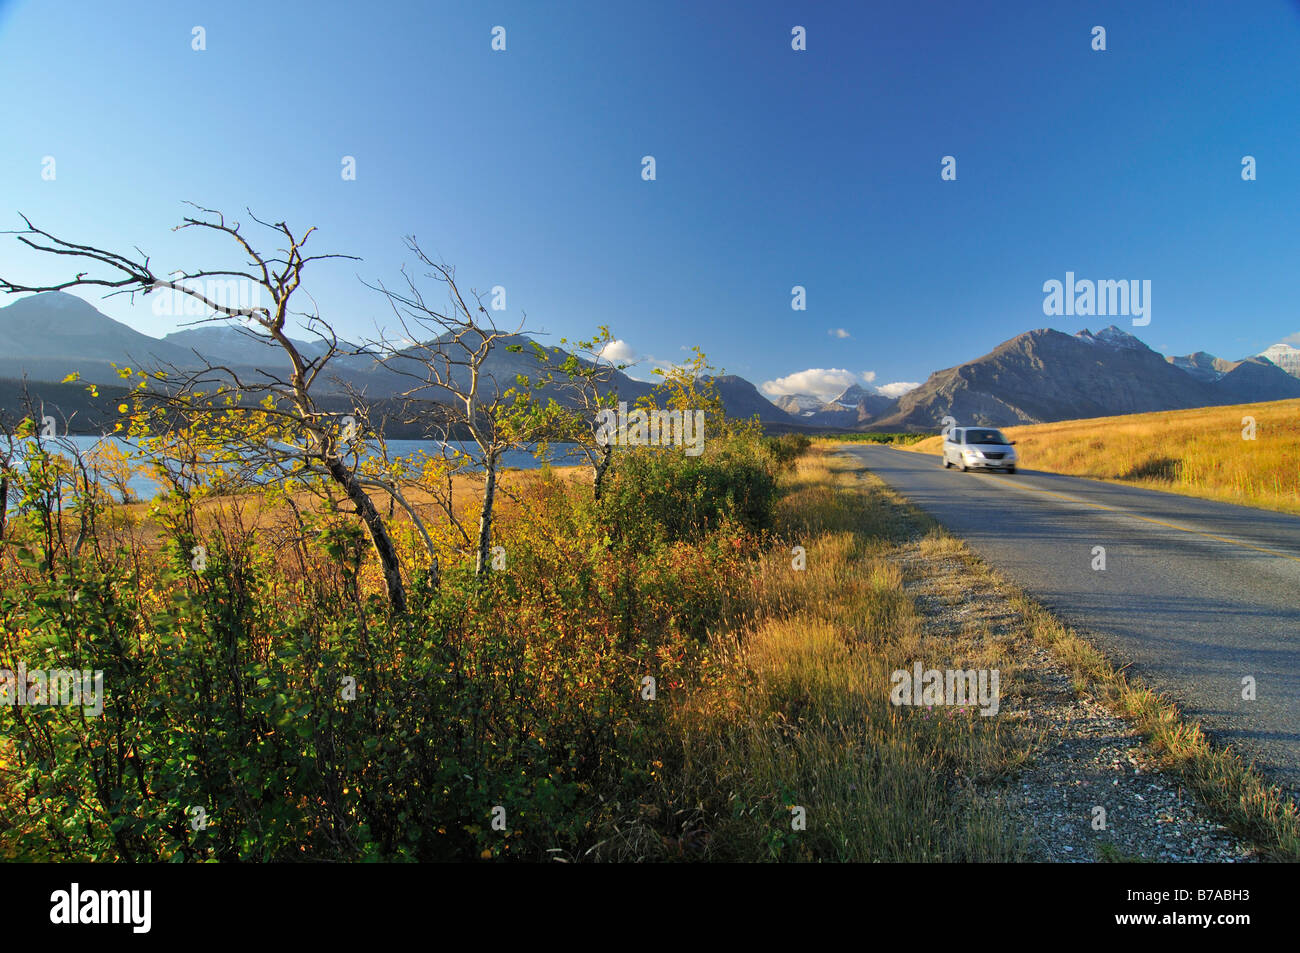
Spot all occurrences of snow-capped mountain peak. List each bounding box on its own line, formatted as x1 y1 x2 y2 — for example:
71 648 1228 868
1259 341 1300 379
1076 325 1148 350
772 393 827 416
830 383 872 409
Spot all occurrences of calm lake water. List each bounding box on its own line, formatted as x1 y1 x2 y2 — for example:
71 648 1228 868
9 437 584 503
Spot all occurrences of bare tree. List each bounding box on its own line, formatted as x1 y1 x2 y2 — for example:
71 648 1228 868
522 326 627 500
0 206 412 611
364 237 562 577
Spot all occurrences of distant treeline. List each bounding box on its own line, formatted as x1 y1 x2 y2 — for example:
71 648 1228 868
0 377 131 433
818 432 930 444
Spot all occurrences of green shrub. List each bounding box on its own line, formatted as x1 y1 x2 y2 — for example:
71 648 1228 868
597 436 779 551
761 432 812 469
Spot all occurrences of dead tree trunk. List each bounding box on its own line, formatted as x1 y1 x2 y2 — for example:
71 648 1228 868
593 445 612 501
475 451 498 576
326 457 406 613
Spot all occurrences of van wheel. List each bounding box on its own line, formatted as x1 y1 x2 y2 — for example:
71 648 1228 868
942 457 951 469
1006 466 1016 474
959 461 968 472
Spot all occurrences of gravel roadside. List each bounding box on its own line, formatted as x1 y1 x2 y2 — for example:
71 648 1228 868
896 540 1257 863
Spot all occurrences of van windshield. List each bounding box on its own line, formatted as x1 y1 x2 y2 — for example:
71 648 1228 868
964 429 1008 445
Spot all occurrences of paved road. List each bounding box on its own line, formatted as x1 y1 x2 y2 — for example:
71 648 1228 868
838 444 1300 792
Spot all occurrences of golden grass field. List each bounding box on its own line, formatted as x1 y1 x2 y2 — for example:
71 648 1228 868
903 398 1300 515
94 462 590 554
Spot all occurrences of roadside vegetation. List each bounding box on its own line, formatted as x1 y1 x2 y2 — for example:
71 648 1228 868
904 399 1300 515
817 432 928 445
0 406 1035 860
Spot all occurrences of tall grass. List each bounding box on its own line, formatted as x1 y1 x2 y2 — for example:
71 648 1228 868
622 449 1029 861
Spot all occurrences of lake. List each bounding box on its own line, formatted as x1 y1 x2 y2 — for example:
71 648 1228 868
6 436 585 503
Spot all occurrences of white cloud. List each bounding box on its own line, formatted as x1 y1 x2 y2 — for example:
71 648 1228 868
828 328 851 339
861 370 877 383
596 338 673 381
597 338 640 363
761 368 867 402
1280 332 1300 348
874 381 921 399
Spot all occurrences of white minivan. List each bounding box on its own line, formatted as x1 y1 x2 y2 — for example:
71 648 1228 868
942 427 1017 473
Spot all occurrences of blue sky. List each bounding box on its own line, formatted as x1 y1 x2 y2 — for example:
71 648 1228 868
1 0 1298 400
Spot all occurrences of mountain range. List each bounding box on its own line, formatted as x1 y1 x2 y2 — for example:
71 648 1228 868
0 292 1297 434
864 325 1300 431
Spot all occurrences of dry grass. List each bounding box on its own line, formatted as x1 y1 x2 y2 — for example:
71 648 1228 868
637 446 1031 861
50 462 587 554
903 398 1300 514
